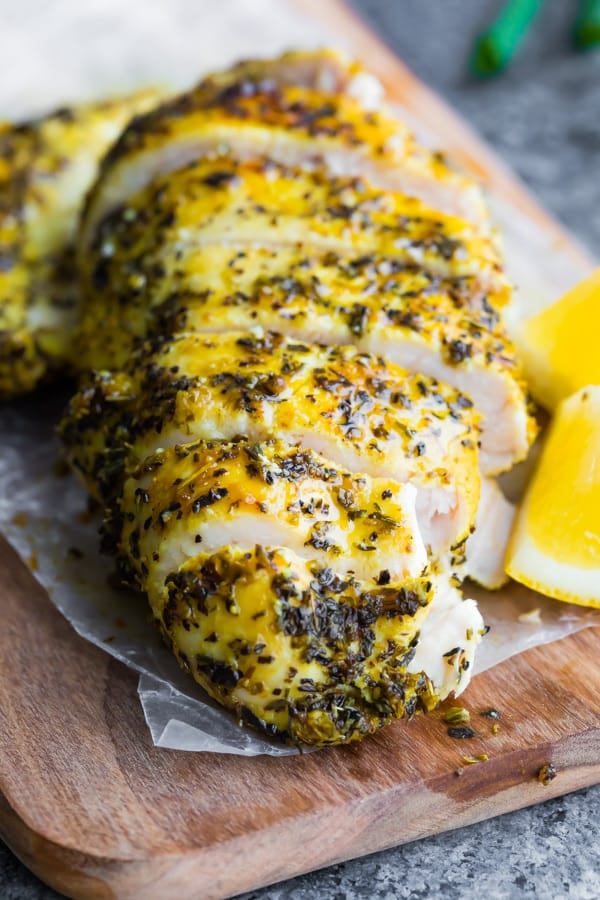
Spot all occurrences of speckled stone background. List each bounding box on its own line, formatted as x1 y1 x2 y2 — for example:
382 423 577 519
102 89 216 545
1 0 599 897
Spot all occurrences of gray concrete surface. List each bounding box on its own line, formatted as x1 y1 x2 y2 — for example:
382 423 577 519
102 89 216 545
1 0 599 897
356 0 600 256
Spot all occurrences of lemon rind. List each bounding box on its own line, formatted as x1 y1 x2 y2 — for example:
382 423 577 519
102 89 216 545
506 501 600 608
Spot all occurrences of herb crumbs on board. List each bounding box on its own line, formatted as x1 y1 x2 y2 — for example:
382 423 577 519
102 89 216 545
480 707 501 720
462 754 489 765
480 708 501 734
538 763 557 786
447 726 477 740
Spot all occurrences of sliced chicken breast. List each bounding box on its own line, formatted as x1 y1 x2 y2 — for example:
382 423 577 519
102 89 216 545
58 49 529 745
109 434 480 745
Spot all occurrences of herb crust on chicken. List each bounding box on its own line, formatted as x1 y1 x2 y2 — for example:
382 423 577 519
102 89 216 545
0 89 162 398
56 49 538 746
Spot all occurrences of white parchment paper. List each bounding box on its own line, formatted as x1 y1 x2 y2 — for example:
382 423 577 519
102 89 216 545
0 395 302 756
1 0 598 755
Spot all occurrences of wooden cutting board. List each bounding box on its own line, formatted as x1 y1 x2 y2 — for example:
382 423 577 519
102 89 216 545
1 2 599 898
3 540 600 900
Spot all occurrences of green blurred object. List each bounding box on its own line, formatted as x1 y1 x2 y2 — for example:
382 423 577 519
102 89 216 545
573 0 600 49
470 0 546 77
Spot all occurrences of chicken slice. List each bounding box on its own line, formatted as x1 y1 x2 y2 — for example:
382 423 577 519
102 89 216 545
111 438 429 593
196 48 385 107
81 49 488 246
462 478 515 589
157 543 438 746
407 575 484 698
108 437 482 745
80 156 504 303
76 237 531 473
61 332 481 556
0 89 162 398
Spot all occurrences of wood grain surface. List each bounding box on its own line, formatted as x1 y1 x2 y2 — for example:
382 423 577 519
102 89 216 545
1 2 599 898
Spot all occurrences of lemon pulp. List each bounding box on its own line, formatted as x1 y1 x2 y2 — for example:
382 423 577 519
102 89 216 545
506 386 600 606
516 267 600 411
527 390 600 568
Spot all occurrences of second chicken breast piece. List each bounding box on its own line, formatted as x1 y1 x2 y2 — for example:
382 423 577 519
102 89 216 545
0 89 162 399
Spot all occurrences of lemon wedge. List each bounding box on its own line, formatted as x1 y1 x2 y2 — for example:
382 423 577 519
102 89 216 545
515 267 600 410
506 386 600 607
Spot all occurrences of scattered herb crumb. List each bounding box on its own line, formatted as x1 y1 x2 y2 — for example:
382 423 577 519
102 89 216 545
11 511 27 527
462 753 489 765
538 763 557 786
480 708 501 720
443 706 471 725
447 726 476 740
491 723 500 736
